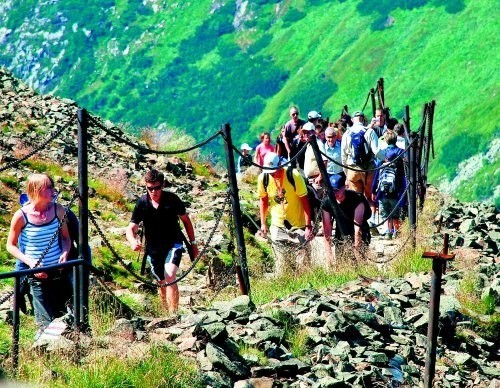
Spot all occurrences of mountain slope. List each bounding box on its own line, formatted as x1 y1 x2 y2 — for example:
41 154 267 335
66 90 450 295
0 0 498 206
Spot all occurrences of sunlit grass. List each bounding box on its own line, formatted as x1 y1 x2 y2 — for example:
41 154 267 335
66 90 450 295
249 265 371 306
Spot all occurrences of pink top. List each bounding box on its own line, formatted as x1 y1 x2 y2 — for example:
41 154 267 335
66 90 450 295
254 143 275 166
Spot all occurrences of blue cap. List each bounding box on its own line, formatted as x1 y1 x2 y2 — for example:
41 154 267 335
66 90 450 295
329 174 346 190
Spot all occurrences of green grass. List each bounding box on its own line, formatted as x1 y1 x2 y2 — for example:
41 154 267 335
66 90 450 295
10 344 202 387
249 265 376 305
1 290 201 387
456 272 500 342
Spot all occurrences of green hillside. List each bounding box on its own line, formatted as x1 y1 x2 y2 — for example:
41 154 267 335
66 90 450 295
0 0 498 205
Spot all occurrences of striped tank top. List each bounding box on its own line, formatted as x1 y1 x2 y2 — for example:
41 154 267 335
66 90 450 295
18 210 62 268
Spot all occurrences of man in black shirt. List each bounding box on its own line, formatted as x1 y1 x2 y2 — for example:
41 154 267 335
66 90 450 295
126 169 198 313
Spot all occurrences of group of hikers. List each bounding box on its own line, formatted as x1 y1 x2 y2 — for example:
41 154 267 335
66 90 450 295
238 106 408 272
5 105 408 339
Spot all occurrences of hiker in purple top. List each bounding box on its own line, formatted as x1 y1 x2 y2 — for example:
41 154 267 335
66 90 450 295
279 106 306 158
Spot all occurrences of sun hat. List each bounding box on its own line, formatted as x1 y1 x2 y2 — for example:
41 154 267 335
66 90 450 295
240 143 252 151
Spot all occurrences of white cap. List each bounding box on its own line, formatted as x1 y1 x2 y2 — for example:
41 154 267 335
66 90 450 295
308 111 322 119
240 143 252 151
302 122 316 132
263 152 287 169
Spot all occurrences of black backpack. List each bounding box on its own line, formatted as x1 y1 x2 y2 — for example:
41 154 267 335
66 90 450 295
350 129 369 167
263 166 321 223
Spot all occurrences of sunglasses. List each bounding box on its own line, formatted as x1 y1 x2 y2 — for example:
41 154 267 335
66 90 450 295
291 112 298 116
146 185 162 192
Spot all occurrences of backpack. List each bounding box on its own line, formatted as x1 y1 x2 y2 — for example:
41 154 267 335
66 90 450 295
263 166 321 222
376 163 398 195
350 130 369 167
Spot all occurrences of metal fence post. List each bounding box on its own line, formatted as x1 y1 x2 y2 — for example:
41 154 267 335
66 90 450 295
370 88 376 117
222 123 250 296
77 108 90 330
423 234 455 387
11 276 21 371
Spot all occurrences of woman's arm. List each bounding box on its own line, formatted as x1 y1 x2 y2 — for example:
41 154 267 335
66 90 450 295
6 210 37 268
57 205 71 263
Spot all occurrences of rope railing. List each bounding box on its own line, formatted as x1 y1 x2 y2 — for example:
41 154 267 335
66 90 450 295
361 90 373 112
0 122 70 173
221 131 308 171
87 190 231 288
318 138 415 174
87 115 223 155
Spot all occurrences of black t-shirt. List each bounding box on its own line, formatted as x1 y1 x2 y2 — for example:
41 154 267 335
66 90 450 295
131 191 186 256
324 190 371 243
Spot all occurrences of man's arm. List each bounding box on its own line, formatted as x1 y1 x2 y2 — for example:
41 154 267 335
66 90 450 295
126 222 142 252
259 196 269 237
180 213 199 258
299 195 313 239
353 202 365 249
282 127 292 156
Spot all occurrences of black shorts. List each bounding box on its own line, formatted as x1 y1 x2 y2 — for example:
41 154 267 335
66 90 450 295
147 243 185 281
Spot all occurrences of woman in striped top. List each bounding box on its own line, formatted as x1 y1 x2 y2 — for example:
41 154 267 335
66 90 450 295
6 173 72 335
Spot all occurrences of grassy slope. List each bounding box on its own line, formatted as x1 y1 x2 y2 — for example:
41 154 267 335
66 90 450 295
0 0 498 205
252 0 498 204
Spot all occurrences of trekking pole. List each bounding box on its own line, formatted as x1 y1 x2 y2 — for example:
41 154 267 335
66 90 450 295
309 135 348 238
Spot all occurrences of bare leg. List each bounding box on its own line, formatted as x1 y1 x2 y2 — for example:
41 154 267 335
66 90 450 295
158 282 168 310
165 263 179 313
322 210 334 267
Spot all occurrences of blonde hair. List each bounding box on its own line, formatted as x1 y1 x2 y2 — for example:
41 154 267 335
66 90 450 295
26 173 54 202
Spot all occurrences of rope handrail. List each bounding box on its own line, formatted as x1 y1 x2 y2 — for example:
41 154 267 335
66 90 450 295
222 132 308 171
87 115 223 155
0 123 69 173
361 90 373 112
318 136 417 174
87 190 230 288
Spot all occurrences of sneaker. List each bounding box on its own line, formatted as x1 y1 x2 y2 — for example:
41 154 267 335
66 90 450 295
392 230 397 239
383 231 392 240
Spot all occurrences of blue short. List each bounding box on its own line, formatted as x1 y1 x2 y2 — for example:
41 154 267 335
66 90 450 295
147 243 185 281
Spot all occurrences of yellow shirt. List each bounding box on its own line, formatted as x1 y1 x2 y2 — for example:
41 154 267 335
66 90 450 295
258 169 307 228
